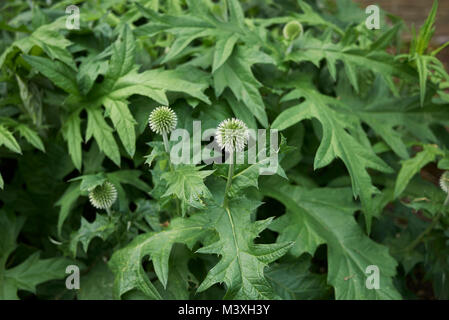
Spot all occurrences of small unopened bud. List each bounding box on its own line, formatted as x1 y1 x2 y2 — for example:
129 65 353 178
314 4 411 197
283 21 303 41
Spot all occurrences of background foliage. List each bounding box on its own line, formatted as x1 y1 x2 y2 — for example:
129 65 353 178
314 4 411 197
1 0 449 300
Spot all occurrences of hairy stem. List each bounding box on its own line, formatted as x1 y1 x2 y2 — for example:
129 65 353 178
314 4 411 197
162 131 180 215
162 132 170 155
223 151 235 207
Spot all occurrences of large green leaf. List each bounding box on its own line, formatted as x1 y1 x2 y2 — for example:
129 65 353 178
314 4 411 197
266 255 330 300
109 213 210 299
261 177 401 300
394 144 444 198
0 213 71 299
272 77 392 230
161 165 214 215
196 198 292 299
69 214 116 257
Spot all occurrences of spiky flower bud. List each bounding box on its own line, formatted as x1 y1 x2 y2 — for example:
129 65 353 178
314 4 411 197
440 171 449 193
216 118 249 152
283 21 303 41
88 181 117 210
148 106 177 135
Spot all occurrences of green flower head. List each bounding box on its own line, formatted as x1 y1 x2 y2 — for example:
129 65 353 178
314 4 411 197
440 171 449 193
216 118 249 152
283 21 303 41
88 181 117 210
148 106 178 135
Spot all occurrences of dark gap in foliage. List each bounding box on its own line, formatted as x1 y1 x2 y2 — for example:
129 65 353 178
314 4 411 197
133 17 148 27
406 263 435 300
311 244 328 275
82 202 97 223
0 157 18 186
95 74 105 84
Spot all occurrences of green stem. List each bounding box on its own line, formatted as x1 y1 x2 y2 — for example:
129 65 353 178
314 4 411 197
162 131 180 215
162 132 170 155
106 207 112 218
223 151 234 207
444 193 449 206
404 210 443 252
286 42 293 55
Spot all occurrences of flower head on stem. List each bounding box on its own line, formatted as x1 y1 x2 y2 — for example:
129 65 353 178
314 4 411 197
215 118 249 206
148 106 180 215
88 181 117 214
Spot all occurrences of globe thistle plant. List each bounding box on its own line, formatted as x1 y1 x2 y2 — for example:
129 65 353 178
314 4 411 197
215 118 249 206
216 118 249 153
440 171 449 205
88 181 117 212
148 106 178 153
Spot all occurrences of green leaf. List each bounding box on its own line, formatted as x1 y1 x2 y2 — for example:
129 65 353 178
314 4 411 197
85 107 121 167
214 46 273 127
0 213 71 299
77 51 110 95
2 252 72 300
394 144 444 198
69 214 116 257
56 182 81 236
415 54 428 106
273 79 393 230
104 98 137 157
136 0 250 65
413 0 438 55
197 198 292 299
107 170 151 193
0 213 24 269
0 17 73 69
0 125 21 154
70 172 107 192
109 213 210 299
78 261 114 300
161 165 214 215
15 124 45 152
266 255 330 300
261 177 401 300
62 112 83 171
15 75 43 127
213 33 239 72
334 76 442 160
23 55 78 95
286 33 415 92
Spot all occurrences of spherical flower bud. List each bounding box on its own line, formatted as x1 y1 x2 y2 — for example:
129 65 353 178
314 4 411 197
148 106 177 135
215 118 249 152
283 21 303 41
88 181 117 210
440 171 449 193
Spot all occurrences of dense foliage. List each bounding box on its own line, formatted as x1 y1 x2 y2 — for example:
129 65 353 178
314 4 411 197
1 0 449 300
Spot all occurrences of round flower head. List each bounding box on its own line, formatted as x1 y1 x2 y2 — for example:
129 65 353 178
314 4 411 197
88 181 117 210
216 118 249 152
440 171 449 193
148 106 177 135
283 21 303 41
